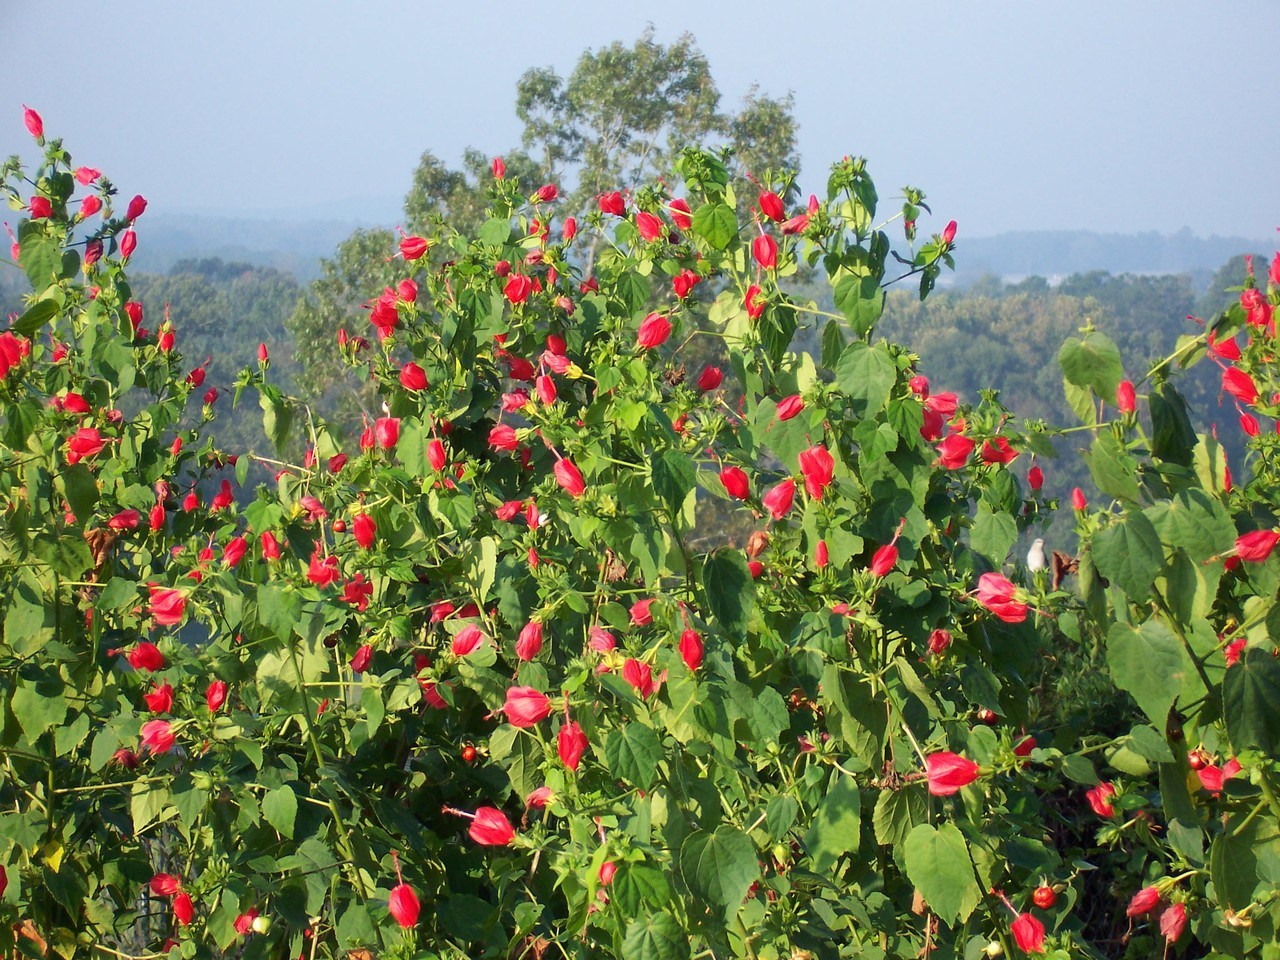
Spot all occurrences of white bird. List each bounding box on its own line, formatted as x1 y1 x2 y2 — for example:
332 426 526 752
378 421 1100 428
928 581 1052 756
1026 538 1047 573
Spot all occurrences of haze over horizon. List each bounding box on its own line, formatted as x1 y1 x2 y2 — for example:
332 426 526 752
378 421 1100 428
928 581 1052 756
1 1 1276 242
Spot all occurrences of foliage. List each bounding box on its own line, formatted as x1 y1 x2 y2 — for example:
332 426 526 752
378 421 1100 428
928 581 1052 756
4 110 1280 960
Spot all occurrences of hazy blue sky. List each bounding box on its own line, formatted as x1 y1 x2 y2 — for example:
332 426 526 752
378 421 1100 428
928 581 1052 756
2 1 1276 240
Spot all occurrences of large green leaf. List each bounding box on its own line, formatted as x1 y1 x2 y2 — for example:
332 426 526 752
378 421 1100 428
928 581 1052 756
834 341 896 419
651 449 696 517
11 299 58 337
803 775 861 872
1223 648 1280 756
872 784 927 849
700 551 754 640
1085 433 1140 503
970 506 1017 564
1145 490 1236 565
605 724 662 789
832 273 885 337
262 785 298 839
691 202 737 251
1091 510 1164 602
622 913 687 960
1059 331 1123 399
902 823 981 925
1107 620 1191 727
680 826 758 917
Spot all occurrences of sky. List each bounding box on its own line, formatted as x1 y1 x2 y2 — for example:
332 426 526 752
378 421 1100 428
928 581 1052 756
1 1 1276 240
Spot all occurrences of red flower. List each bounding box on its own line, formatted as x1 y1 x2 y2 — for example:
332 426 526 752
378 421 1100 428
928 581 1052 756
762 478 796 520
555 458 586 498
107 509 140 530
679 629 704 672
504 274 533 305
469 806 516 846
173 892 194 926
927 629 952 655
975 572 1028 623
744 284 767 319
635 211 665 242
697 365 722 391
233 908 259 935
637 312 672 349
980 437 1018 466
798 444 834 499
534 183 559 203
222 536 248 567
925 751 980 795
125 194 147 221
400 235 429 260
753 234 778 269
120 229 137 259
66 427 106 465
672 269 701 299
151 873 182 896
936 434 975 470
599 861 617 885
426 438 447 471
389 883 420 928
598 192 626 216
558 720 588 771
1010 913 1045 954
147 589 185 627
516 621 544 661
1197 757 1241 793
1085 782 1116 817
140 719 176 754
374 417 400 450
1116 379 1136 414
343 575 373 612
128 640 167 671
400 362 428 391
206 680 228 712
1235 529 1280 562
1159 903 1187 943
452 624 485 657
668 198 692 230
23 105 43 139
306 551 340 588
1126 886 1160 917
720 466 750 500
630 598 656 626
144 682 174 714
758 191 784 222
1028 463 1043 491
259 531 280 561
815 539 829 569
489 424 519 452
941 220 957 245
622 659 655 698
1223 367 1258 405
870 543 898 577
776 394 805 421
350 512 377 550
504 686 552 727
589 627 616 652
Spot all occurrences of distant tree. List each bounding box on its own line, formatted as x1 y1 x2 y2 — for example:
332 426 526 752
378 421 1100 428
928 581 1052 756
288 29 799 429
1197 251 1266 318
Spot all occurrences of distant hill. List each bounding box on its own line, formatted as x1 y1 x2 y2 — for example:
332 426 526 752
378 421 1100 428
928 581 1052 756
113 217 1275 290
955 228 1270 289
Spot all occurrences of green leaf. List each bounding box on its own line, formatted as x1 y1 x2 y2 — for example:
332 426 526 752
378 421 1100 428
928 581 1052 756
605 724 662 790
903 823 981 925
478 217 512 245
259 390 293 451
834 341 896 419
832 274 885 337
1085 432 1141 503
1091 510 1164 602
700 551 754 640
820 318 846 368
872 784 927 848
803 776 861 873
651 449 696 517
5 570 51 656
1223 648 1280 756
257 583 301 641
680 826 758 917
1145 490 1236 566
1059 331 1123 399
691 202 737 250
11 299 58 337
262 785 298 839
970 506 1017 565
1149 382 1196 466
17 221 60 289
11 679 66 744
622 913 686 960
57 463 99 523
613 866 672 918
1107 620 1191 727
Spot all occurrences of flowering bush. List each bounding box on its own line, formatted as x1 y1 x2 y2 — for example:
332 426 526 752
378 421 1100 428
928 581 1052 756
0 110 1277 960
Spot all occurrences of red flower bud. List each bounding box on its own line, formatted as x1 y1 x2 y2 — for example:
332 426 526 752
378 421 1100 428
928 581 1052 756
469 806 516 845
126 195 148 222
924 751 980 795
1126 886 1160 917
374 417 400 450
758 191 784 222
762 478 796 520
775 394 804 421
870 543 898 577
558 720 588 771
23 105 43 139
598 191 625 216
752 233 778 269
720 466 750 500
941 220 957 245
389 883 420 928
637 312 672 350
1085 781 1116 817
504 686 552 727
1235 529 1280 562
554 458 586 498
1116 379 1136 414
400 235 429 260
679 629 704 672
697 365 722 391
1010 913 1044 954
516 621 544 661
206 679 228 712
